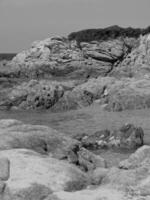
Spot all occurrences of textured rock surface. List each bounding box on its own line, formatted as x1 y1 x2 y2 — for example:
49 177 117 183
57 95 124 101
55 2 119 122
0 119 79 157
49 187 126 200
2 79 64 110
51 77 115 111
0 119 147 200
0 119 106 172
88 168 109 185
74 123 144 150
102 146 150 197
81 39 129 63
119 145 150 169
1 34 150 112
4 37 116 80
0 149 88 200
2 76 150 112
0 158 10 181
105 78 150 111
111 34 150 78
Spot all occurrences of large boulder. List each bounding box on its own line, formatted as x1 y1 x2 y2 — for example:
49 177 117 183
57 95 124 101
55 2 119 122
105 78 150 111
0 119 106 172
119 145 150 169
102 146 150 197
0 119 80 157
0 149 88 200
0 79 64 110
111 34 150 78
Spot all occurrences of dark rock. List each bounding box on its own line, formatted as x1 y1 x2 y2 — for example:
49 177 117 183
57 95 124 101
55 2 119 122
75 124 144 150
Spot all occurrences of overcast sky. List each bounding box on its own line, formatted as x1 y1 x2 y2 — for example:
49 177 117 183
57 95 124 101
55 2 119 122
0 0 150 52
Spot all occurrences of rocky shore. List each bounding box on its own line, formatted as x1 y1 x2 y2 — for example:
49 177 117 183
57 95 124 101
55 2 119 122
0 26 150 199
0 119 148 200
0 26 150 112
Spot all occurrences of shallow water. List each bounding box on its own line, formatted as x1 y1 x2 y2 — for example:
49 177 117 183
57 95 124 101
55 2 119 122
0 104 150 166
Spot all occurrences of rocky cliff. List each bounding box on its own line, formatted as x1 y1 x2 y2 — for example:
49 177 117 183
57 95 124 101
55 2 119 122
0 26 150 111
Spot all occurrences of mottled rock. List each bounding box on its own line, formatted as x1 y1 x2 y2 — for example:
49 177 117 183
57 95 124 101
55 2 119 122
4 183 51 200
88 167 108 185
6 36 115 80
0 80 64 110
0 119 107 173
81 39 128 63
48 187 126 200
77 147 107 171
0 119 80 159
105 78 150 111
75 123 144 150
0 158 10 181
119 145 150 169
101 146 150 197
52 77 115 111
0 149 88 196
111 34 150 78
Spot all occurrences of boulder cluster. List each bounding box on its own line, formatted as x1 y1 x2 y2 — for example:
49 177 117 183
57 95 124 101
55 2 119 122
0 119 147 200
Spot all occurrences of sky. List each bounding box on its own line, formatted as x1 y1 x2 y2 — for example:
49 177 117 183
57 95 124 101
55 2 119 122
0 0 150 53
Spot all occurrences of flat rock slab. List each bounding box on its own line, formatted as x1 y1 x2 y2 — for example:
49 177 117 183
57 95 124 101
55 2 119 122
50 187 126 200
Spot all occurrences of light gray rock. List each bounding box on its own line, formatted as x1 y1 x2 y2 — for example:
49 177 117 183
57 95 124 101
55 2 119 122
0 158 10 181
119 145 150 169
0 148 88 199
101 146 150 198
0 119 80 158
77 147 107 171
88 167 109 185
105 77 150 111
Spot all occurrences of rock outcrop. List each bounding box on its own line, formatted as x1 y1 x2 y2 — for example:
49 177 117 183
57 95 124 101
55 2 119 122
105 77 150 111
0 149 88 200
74 123 144 150
3 37 113 80
51 77 115 111
1 29 150 113
0 119 106 172
111 34 150 78
102 145 150 197
0 119 147 200
1 80 64 110
46 147 150 199
2 32 133 81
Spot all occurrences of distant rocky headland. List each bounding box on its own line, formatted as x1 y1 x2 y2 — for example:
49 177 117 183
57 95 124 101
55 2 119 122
0 53 16 61
0 25 150 112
